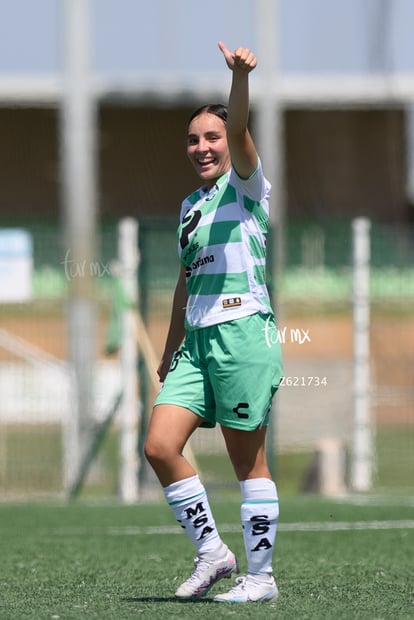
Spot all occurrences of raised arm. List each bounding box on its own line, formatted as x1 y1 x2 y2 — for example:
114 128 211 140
218 41 258 179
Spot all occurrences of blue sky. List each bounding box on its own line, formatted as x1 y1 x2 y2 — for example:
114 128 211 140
0 0 413 75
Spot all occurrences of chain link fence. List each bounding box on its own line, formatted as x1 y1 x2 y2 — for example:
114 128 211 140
0 220 413 498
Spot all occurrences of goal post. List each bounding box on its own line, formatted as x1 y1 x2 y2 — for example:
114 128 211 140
118 218 140 503
351 217 374 492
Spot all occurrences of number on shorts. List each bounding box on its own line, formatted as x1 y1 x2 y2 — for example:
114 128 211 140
169 350 183 372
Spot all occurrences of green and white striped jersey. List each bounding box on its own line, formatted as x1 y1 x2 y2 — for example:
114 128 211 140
178 160 273 329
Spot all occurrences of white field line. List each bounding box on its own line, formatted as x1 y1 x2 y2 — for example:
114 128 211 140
106 520 414 536
335 495 414 507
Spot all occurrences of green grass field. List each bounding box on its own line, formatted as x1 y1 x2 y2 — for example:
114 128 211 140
0 496 413 620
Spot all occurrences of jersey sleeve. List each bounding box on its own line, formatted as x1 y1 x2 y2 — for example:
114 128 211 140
229 159 271 202
179 198 191 221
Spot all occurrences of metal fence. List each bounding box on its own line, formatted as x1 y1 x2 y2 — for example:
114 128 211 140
0 219 413 499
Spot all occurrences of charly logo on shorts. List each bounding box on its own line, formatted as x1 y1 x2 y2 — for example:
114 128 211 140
233 402 249 419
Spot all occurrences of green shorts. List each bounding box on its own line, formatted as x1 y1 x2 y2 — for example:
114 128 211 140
154 312 283 431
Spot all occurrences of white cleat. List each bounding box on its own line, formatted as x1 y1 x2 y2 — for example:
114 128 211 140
213 573 279 603
175 545 239 600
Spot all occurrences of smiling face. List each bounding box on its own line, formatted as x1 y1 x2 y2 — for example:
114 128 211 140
186 112 231 188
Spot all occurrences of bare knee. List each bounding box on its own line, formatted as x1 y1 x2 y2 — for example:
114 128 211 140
144 435 171 467
144 429 197 487
144 404 201 483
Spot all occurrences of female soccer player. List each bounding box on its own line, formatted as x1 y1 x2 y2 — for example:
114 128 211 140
144 41 283 604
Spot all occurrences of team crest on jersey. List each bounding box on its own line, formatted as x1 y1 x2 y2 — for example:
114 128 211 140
222 297 242 308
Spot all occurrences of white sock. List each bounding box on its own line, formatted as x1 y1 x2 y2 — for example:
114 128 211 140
163 475 222 556
240 478 279 575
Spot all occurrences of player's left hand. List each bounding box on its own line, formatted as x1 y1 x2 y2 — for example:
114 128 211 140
218 41 257 73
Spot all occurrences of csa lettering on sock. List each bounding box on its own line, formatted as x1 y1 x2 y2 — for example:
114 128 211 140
250 514 272 552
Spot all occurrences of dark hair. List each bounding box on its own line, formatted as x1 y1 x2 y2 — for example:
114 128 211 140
187 104 228 129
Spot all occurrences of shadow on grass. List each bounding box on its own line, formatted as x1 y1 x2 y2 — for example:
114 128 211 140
122 596 215 604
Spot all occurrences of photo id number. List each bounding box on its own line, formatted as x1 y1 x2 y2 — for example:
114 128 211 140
279 376 327 387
